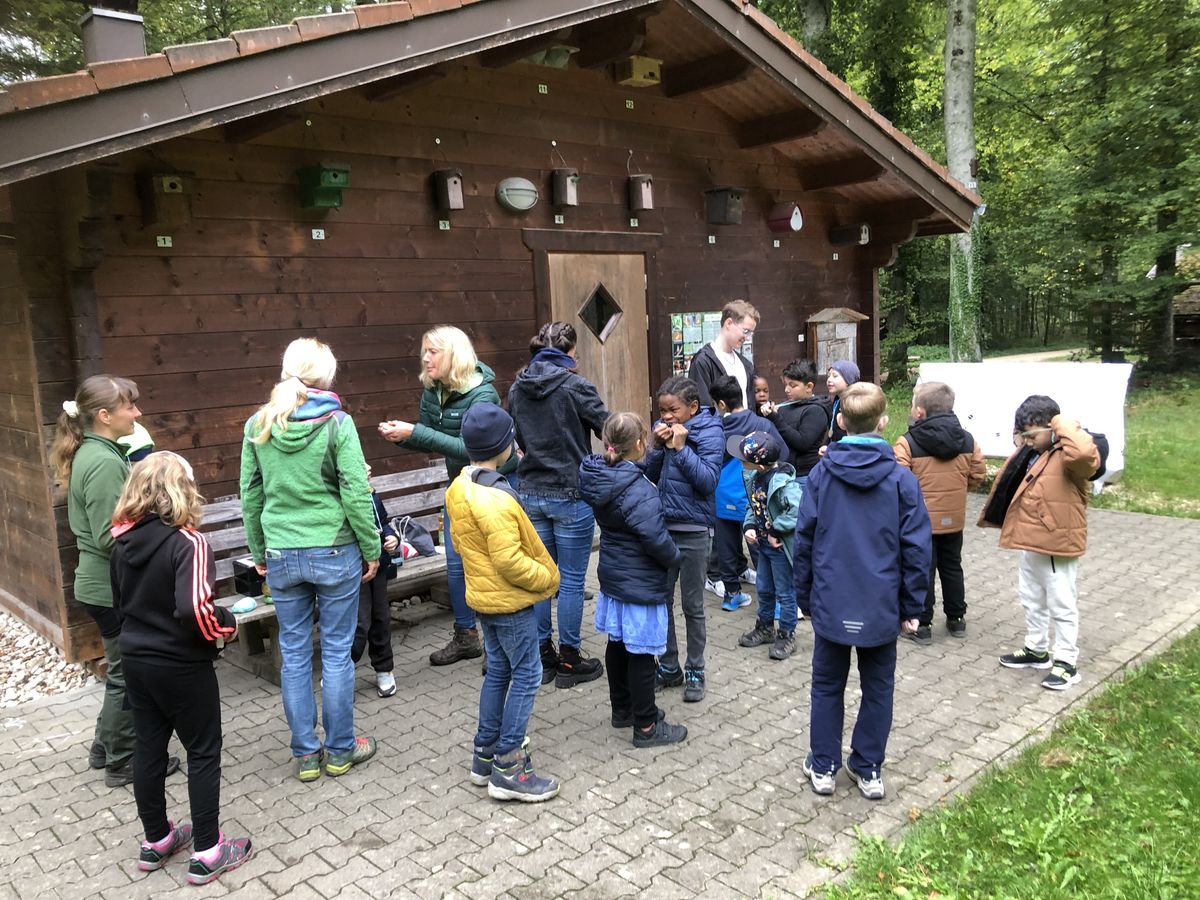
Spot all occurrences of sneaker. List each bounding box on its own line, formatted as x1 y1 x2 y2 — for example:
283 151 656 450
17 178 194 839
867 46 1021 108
847 764 886 800
683 667 705 703
429 626 482 666
632 719 688 748
999 647 1052 669
324 736 377 776
769 629 796 660
539 639 559 686
296 751 322 782
106 755 179 788
488 749 559 802
802 754 836 795
947 617 967 638
137 821 193 871
186 834 253 886
611 707 666 729
555 644 603 688
375 671 397 698
88 741 105 770
741 567 757 586
903 625 933 645
739 620 775 648
1041 661 1081 691
704 578 725 599
655 664 684 690
721 591 752 612
470 736 529 786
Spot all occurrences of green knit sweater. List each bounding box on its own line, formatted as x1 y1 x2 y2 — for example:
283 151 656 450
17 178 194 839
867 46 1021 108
67 433 130 607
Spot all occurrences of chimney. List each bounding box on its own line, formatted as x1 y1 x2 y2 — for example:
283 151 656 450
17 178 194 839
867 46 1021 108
79 7 146 64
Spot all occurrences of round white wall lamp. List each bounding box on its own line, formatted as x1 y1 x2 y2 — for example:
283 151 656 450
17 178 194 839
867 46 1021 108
496 177 539 212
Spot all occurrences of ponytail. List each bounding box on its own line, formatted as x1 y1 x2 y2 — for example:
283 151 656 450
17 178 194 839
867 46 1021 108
601 412 647 465
250 338 337 444
250 377 309 445
50 375 139 483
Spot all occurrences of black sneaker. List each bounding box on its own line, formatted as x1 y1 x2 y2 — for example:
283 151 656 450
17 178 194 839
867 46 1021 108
186 834 253 885
655 664 683 691
555 644 603 688
999 647 1052 669
539 639 559 686
632 719 688 748
612 707 666 729
739 621 775 648
947 618 967 638
137 821 193 871
106 755 180 788
903 625 932 645
682 667 705 703
769 630 796 660
88 741 105 770
1041 661 1081 691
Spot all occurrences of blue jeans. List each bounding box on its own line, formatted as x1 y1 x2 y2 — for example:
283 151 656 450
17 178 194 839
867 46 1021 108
266 544 362 757
756 542 798 632
521 494 595 648
474 607 541 756
443 506 474 630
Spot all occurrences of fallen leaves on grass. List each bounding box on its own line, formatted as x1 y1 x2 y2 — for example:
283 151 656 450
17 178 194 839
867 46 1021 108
1039 746 1079 768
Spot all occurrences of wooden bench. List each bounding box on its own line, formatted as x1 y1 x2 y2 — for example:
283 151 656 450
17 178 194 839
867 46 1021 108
204 462 450 684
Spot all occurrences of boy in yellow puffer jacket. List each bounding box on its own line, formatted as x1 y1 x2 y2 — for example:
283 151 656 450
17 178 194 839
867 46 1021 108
446 403 561 802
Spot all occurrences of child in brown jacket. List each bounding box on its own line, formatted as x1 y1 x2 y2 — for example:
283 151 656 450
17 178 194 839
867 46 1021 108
895 382 985 643
979 394 1099 691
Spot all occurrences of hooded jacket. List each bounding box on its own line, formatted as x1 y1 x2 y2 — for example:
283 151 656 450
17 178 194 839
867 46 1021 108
640 407 724 528
508 350 609 499
768 398 830 475
793 436 931 647
895 412 986 534
399 362 516 482
239 390 381 565
741 463 803 561
111 515 236 663
688 342 755 408
67 432 130 606
579 455 681 604
714 409 784 523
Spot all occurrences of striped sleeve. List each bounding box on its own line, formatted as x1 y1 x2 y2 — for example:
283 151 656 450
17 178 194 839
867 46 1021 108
175 529 236 642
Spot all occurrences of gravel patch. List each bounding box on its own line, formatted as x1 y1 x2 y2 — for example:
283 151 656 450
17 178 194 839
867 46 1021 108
0 609 96 708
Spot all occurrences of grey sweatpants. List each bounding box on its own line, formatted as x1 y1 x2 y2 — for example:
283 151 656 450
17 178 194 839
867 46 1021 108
660 529 711 671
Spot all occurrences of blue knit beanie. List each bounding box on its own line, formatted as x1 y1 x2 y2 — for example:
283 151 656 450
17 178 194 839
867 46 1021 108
461 403 516 462
830 360 861 385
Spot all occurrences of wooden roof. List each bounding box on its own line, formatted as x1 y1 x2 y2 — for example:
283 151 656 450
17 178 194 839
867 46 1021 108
0 0 980 233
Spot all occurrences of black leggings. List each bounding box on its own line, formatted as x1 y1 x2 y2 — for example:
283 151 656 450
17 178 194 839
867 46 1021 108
124 658 223 852
352 574 394 671
605 640 658 728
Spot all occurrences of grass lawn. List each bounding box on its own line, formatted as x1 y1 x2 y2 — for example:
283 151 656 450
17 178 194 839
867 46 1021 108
827 626 1200 899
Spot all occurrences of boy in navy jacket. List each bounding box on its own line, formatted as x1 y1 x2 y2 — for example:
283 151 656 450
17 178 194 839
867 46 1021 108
793 382 931 800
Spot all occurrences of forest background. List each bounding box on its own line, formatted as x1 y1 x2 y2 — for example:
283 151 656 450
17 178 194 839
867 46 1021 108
2 0 1198 373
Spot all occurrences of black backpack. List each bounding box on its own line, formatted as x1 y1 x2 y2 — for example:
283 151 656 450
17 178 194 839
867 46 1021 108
1085 430 1109 481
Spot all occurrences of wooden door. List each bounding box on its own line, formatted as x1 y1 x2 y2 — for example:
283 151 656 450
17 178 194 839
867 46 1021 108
547 252 651 432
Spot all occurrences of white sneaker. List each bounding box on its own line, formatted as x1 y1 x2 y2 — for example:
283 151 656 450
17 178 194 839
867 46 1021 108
741 567 756 586
376 671 397 698
848 765 885 800
802 754 835 795
704 578 725 599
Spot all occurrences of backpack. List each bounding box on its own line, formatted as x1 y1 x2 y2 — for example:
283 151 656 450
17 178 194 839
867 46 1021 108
1085 430 1109 481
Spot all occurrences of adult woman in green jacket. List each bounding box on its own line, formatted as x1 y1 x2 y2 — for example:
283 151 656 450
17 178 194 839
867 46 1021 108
51 374 178 787
378 325 516 666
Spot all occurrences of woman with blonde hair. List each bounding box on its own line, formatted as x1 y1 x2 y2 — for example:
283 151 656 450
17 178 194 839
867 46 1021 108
379 325 515 666
51 374 179 787
240 338 381 783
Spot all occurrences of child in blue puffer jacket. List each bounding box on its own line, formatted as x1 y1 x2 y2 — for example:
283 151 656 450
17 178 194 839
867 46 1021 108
579 413 686 747
640 376 724 703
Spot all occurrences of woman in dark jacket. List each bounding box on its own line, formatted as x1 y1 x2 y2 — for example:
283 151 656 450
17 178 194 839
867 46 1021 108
508 322 609 687
640 375 724 703
579 413 685 747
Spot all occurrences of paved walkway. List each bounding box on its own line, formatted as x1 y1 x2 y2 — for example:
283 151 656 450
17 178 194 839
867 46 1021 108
3 497 1199 899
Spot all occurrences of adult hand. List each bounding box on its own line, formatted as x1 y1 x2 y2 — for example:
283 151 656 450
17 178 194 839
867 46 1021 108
767 534 782 549
667 424 689 450
745 528 758 545
362 558 380 583
900 618 920 635
254 563 267 577
378 420 415 442
383 536 399 554
652 422 672 446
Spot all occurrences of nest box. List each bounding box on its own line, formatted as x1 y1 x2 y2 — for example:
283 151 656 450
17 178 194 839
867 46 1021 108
432 169 465 211
768 202 804 233
551 168 579 208
614 55 662 87
628 174 654 212
298 164 350 209
705 187 744 226
806 307 869 376
137 172 192 226
829 223 871 246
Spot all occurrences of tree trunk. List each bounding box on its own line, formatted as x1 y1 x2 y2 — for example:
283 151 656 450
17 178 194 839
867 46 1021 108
800 0 830 49
944 0 982 362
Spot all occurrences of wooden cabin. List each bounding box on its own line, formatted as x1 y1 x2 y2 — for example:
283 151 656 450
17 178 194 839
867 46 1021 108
0 0 979 661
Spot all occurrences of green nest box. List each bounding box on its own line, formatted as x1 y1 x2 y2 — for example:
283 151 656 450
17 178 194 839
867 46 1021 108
298 164 350 209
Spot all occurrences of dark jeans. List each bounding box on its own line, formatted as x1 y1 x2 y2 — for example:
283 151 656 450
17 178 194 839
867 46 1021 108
475 607 540 756
352 573 394 672
661 529 710 671
605 640 658 727
125 658 223 852
715 518 749 597
82 602 136 768
809 633 896 775
923 531 966 625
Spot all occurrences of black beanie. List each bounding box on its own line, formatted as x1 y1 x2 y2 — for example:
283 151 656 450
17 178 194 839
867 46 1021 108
461 403 515 462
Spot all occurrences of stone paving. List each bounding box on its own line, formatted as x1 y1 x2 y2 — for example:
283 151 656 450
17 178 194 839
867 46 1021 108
3 496 1199 899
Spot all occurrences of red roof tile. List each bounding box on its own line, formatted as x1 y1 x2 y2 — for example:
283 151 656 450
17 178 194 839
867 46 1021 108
164 38 239 74
0 92 13 116
89 54 173 91
355 1 415 29
4 71 98 111
409 0 463 15
294 11 359 41
231 23 302 56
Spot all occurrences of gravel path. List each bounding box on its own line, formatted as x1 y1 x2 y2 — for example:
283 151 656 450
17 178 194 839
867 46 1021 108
0 609 95 708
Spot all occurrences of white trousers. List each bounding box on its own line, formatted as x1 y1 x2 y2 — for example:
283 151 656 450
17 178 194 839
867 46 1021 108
1017 550 1080 666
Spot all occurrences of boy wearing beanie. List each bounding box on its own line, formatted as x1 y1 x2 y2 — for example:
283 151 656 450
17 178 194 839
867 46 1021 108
446 403 562 801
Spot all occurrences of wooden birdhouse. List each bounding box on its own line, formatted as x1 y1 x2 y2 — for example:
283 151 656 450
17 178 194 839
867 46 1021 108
806 307 869 375
705 187 744 225
432 169 465 211
551 168 579 208
137 172 193 226
628 174 654 211
298 164 350 209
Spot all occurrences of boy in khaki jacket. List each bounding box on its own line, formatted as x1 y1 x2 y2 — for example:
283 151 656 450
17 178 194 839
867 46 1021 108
895 382 986 643
979 395 1099 691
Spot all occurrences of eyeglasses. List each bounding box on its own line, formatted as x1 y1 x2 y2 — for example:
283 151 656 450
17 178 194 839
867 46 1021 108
740 326 755 337
1018 427 1052 439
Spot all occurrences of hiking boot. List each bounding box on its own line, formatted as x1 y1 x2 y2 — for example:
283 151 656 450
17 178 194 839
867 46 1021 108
555 644 603 688
769 629 796 660
802 753 836 796
186 834 253 886
296 752 322 782
655 664 683 690
903 625 933 645
999 647 1052 669
947 617 967 638
539 639 559 686
430 626 482 666
88 741 105 770
703 578 725 599
721 591 752 612
137 821 193 871
324 736 376 776
741 567 757 586
1041 661 1081 691
488 748 559 802
847 764 886 800
612 707 666 729
739 621 775 648
682 667 705 703
375 671 397 698
106 755 179 788
632 719 688 748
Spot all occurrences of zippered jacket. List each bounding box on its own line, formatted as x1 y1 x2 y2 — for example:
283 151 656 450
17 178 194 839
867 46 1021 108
68 433 131 606
895 412 986 534
640 408 724 528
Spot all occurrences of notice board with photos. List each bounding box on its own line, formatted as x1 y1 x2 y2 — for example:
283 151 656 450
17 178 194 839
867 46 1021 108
670 311 754 376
